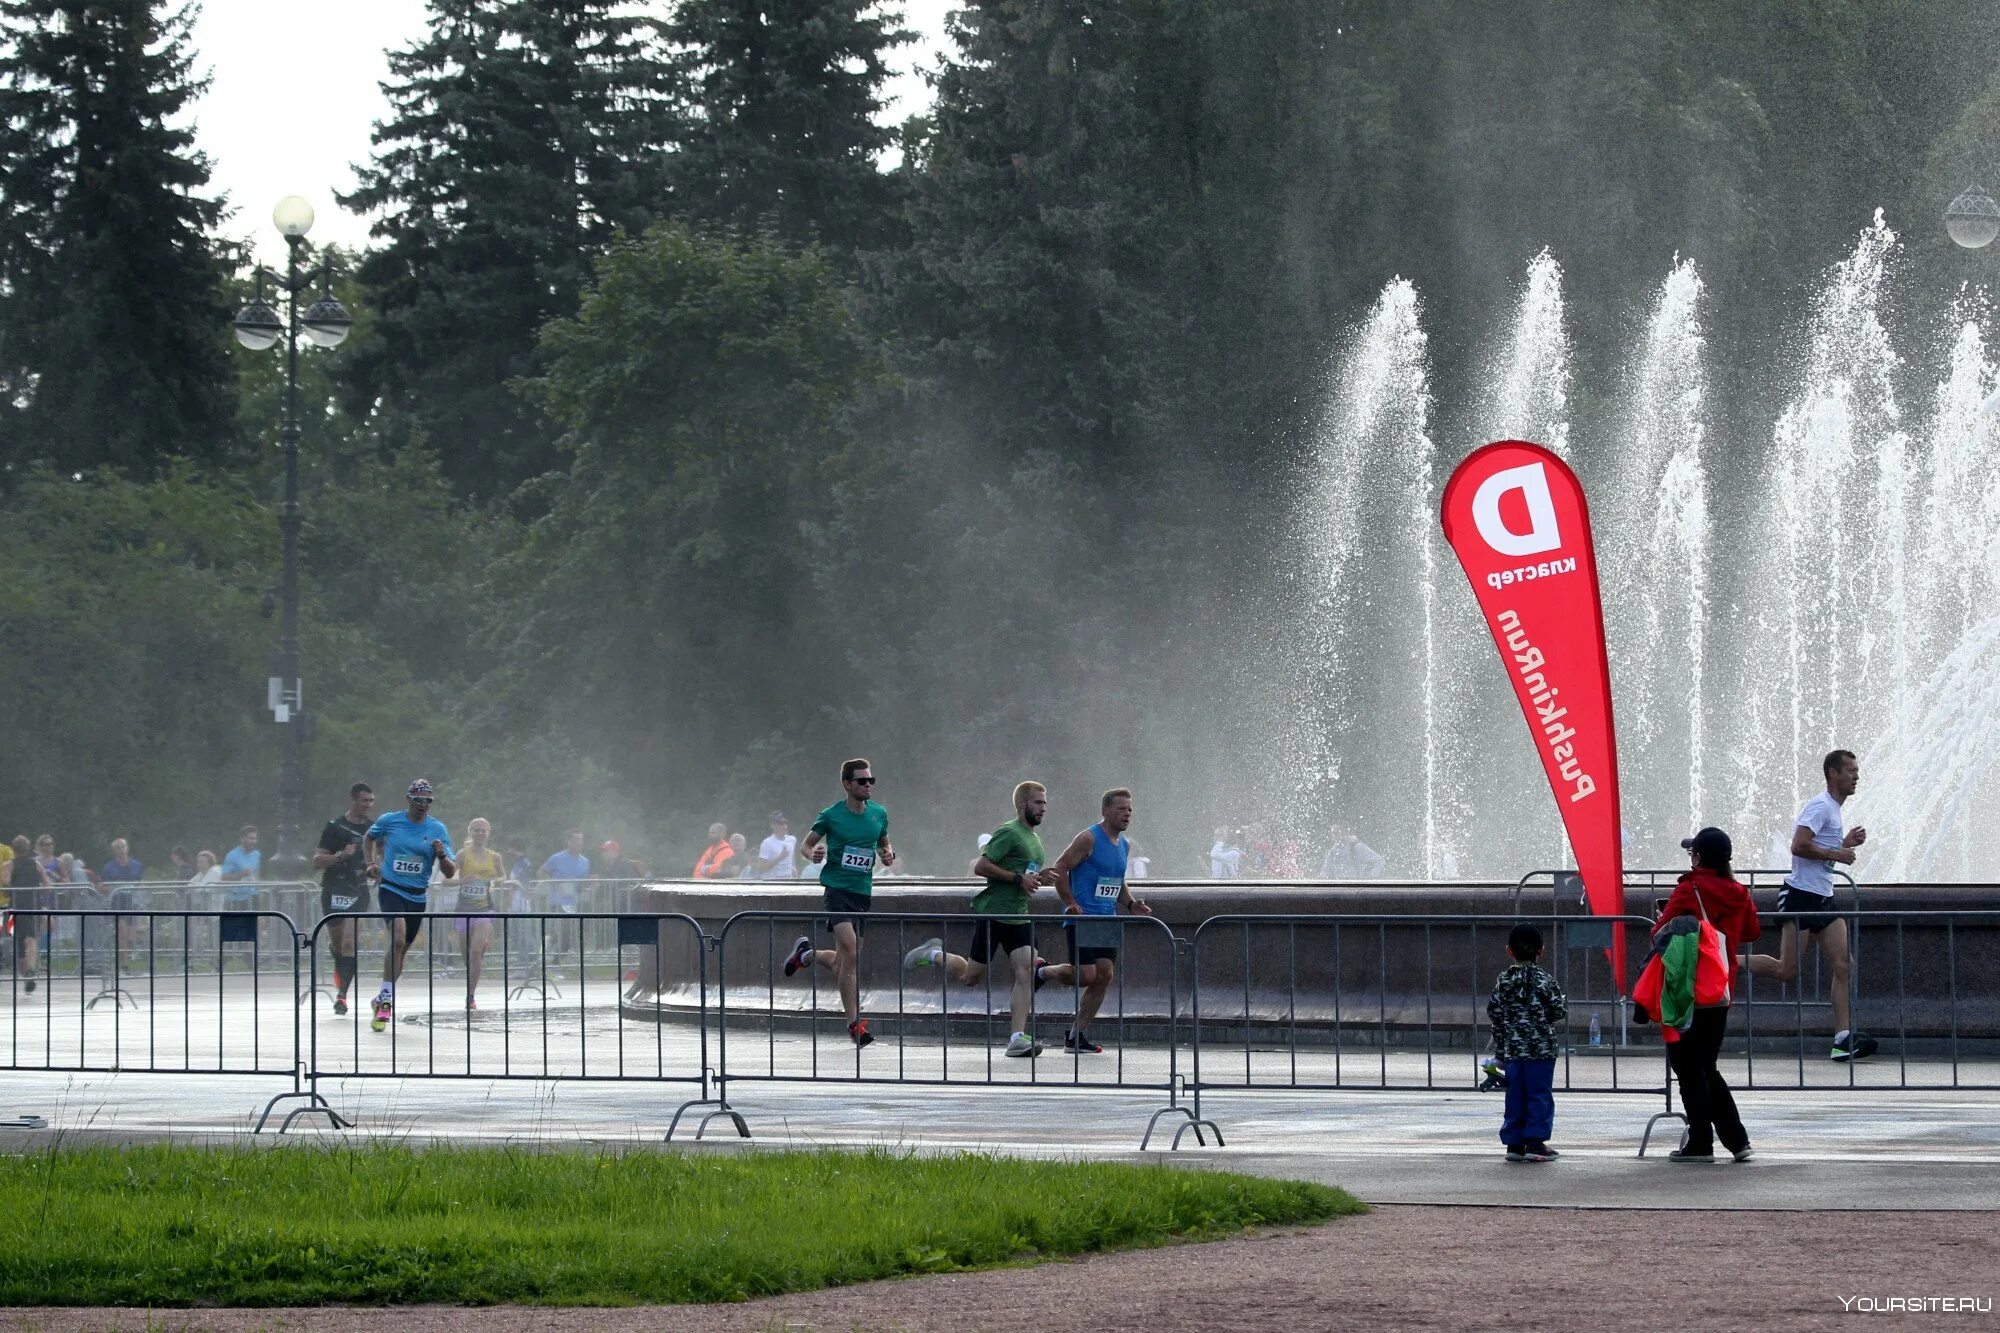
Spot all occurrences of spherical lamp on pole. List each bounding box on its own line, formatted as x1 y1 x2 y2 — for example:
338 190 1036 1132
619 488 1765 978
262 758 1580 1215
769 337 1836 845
232 293 282 351
272 195 315 240
1945 186 2000 249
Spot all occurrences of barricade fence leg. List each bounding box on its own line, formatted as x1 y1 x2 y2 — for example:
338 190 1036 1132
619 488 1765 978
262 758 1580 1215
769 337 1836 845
259 920 348 1133
665 931 749 1142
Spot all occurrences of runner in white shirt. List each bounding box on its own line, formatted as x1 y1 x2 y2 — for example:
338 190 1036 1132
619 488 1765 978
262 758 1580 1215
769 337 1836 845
753 812 798 879
1742 749 1876 1061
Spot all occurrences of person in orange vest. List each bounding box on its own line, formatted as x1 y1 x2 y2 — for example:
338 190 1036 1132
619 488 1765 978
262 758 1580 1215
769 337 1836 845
692 823 735 879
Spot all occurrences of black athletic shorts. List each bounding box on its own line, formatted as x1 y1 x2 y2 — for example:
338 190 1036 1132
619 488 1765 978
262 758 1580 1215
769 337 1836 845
820 888 870 934
968 917 1034 962
1065 917 1122 967
1774 886 1839 935
320 884 372 918
379 888 426 943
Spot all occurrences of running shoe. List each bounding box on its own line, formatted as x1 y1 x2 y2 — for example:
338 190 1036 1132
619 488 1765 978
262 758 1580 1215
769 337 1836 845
902 937 944 971
371 999 391 1033
1063 1029 1103 1054
1525 1141 1559 1161
1004 1032 1043 1058
1504 1145 1527 1163
848 1018 874 1049
1729 1144 1755 1163
1830 1032 1879 1062
332 995 348 1016
1667 1147 1715 1163
22 977 34 993
783 936 813 978
466 996 478 1011
1032 956 1049 991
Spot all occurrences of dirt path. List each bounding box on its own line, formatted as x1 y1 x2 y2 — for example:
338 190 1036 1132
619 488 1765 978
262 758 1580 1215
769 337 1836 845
5 1206 1993 1332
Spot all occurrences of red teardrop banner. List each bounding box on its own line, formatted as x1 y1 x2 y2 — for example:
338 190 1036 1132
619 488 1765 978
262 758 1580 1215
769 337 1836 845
1440 439 1626 988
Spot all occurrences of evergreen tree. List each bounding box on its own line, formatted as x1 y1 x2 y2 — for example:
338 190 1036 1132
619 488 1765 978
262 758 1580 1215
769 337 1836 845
340 0 678 497
666 0 910 256
0 0 234 476
874 0 1202 467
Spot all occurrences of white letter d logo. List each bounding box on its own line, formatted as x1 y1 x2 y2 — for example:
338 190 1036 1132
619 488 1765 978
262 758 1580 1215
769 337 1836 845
1471 462 1562 556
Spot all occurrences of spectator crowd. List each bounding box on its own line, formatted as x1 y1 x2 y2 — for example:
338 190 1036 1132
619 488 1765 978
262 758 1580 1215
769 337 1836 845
0 812 1397 918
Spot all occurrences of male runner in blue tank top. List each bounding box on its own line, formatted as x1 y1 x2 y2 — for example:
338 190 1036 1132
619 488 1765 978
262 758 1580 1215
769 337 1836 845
1039 788 1150 1053
362 778 456 1033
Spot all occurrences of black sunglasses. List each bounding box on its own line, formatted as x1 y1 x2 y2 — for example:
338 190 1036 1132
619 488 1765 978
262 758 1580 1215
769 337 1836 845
848 776 877 786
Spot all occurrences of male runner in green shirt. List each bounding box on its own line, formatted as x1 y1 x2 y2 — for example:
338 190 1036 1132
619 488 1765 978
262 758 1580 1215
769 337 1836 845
784 757 894 1048
903 780 1052 1057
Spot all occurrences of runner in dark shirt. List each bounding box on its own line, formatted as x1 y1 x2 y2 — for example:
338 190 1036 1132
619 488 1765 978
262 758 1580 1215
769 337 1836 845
312 783 376 1017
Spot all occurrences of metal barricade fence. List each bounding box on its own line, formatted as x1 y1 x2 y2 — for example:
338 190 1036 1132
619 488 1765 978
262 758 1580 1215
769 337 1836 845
313 879 648 1005
1511 866 1858 909
711 910 1217 1149
280 910 729 1136
1511 869 1859 1008
9 881 321 977
1 908 318 1126
4 893 1995 1149
1184 913 1669 1146
1728 907 2000 1092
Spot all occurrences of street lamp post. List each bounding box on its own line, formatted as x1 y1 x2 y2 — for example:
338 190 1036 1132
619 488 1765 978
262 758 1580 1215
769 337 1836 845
232 196 352 878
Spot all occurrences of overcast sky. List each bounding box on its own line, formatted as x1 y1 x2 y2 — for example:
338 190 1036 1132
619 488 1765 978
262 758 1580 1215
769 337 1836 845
187 1 953 263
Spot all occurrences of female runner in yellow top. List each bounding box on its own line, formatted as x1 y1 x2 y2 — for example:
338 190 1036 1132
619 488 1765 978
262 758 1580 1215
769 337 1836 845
452 817 507 1009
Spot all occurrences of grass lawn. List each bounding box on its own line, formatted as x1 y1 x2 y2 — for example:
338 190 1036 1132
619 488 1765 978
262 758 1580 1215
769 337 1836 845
0 1143 1361 1306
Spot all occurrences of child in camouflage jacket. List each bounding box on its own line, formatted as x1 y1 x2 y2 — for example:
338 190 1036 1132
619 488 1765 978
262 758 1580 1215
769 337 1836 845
1487 922 1568 1162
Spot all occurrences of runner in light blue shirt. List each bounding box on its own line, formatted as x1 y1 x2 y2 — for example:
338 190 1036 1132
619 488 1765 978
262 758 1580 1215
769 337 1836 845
363 779 456 1032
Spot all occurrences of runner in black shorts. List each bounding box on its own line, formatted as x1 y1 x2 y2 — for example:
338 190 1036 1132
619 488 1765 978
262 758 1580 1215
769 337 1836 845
1744 749 1876 1061
784 758 894 1048
312 782 375 1016
362 779 456 1033
1040 788 1151 1053
6 836 49 992
903 781 1054 1058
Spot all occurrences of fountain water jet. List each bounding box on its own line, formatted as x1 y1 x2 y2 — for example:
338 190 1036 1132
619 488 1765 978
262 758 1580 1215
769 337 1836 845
1602 258 1709 841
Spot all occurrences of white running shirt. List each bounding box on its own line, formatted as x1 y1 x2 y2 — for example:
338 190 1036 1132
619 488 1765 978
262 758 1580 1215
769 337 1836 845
1787 790 1843 897
757 833 798 879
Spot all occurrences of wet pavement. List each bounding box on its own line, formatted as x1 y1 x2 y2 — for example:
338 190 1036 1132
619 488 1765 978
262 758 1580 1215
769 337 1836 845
4 975 1997 1210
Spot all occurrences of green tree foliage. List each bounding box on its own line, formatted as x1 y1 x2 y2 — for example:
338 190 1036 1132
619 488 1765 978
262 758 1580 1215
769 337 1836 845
667 0 911 256
0 0 235 476
877 0 1202 469
0 468 462 857
340 0 679 498
20 0 2000 871
501 223 883 824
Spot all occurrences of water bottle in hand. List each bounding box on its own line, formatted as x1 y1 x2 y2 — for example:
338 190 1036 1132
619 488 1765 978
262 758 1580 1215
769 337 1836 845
1589 1011 1603 1047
